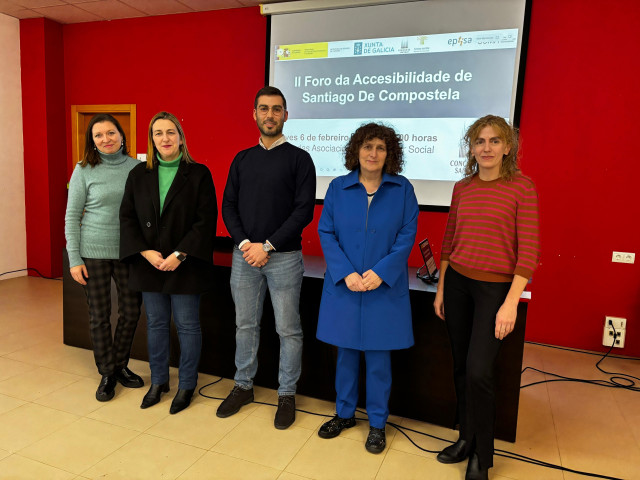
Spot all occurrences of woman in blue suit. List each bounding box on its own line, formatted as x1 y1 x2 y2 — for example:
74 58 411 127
316 123 419 453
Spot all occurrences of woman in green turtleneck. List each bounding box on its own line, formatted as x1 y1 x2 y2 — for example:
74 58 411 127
65 114 144 403
120 112 217 415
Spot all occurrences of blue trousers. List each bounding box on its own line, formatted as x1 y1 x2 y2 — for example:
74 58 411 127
335 348 392 429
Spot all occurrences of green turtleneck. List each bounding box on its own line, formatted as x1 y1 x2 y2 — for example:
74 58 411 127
157 152 183 212
64 147 140 267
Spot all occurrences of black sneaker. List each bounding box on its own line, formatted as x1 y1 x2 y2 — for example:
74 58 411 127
318 415 356 439
114 367 144 388
95 375 116 402
274 395 296 429
365 426 386 454
216 386 254 418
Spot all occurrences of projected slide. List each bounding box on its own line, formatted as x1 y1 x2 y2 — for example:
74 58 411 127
274 29 518 182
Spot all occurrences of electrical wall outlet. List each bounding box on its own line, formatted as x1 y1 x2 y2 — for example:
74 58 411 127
612 251 635 264
603 327 626 348
605 316 627 330
137 153 147 162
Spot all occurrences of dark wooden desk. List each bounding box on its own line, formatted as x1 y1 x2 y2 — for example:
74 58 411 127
63 250 527 442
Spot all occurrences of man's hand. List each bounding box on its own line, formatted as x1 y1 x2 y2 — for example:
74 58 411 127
242 242 270 267
345 272 366 292
70 265 88 285
362 270 382 291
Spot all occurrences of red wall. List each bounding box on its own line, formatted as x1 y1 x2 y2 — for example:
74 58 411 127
62 8 267 240
20 1 640 356
517 0 640 355
20 18 67 278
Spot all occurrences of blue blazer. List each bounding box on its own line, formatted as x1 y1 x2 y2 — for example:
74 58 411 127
316 169 419 350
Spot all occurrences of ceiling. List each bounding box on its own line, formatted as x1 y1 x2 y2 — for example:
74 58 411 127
0 0 299 24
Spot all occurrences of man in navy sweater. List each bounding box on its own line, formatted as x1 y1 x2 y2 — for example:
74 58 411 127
218 86 316 429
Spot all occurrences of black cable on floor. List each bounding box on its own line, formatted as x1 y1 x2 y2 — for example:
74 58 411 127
525 340 640 362
197 380 623 480
522 325 640 391
0 268 62 280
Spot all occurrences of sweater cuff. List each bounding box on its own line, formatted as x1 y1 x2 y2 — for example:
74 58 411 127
514 265 533 280
67 251 84 269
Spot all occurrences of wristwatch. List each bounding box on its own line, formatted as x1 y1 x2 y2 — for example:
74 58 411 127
262 243 274 253
174 251 186 262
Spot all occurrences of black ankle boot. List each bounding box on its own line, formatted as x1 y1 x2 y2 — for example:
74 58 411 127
169 389 195 414
465 453 489 480
437 438 469 464
140 383 170 409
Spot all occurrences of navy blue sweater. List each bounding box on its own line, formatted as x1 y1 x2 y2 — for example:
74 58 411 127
222 142 316 252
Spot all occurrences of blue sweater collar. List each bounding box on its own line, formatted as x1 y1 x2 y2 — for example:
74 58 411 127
341 169 401 189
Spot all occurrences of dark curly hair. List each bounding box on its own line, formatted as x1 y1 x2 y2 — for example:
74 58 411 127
463 115 520 181
344 123 404 175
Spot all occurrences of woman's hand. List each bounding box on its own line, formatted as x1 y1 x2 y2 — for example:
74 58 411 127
362 270 382 291
158 254 182 272
345 272 366 292
141 250 164 269
433 288 445 320
495 299 517 340
70 265 88 285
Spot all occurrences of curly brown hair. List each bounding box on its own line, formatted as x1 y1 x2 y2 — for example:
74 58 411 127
344 123 404 175
463 115 520 181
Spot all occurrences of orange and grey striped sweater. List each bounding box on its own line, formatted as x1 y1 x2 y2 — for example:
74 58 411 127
441 173 540 282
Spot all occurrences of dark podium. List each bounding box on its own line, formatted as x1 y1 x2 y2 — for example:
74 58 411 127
63 249 528 442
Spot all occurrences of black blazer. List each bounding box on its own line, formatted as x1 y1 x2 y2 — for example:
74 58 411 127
119 160 217 294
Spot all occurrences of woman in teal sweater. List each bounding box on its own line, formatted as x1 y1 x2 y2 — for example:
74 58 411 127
65 114 143 402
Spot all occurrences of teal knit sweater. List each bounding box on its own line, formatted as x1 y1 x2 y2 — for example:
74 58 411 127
65 148 140 268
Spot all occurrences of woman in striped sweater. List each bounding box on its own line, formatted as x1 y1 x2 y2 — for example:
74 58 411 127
433 115 540 480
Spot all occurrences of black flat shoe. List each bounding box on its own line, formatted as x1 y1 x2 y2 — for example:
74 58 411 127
365 426 386 454
169 389 195 415
318 415 356 439
114 367 144 388
437 438 469 464
96 375 116 402
465 453 489 480
140 383 170 409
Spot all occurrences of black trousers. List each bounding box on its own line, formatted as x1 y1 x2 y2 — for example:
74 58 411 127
83 258 142 376
443 266 511 470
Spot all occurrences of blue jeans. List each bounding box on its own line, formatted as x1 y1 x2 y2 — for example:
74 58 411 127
230 248 304 395
142 292 202 390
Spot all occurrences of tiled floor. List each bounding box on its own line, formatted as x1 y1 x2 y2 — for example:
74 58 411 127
0 276 639 479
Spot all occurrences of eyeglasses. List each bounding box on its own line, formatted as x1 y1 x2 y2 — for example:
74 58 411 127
256 105 285 116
